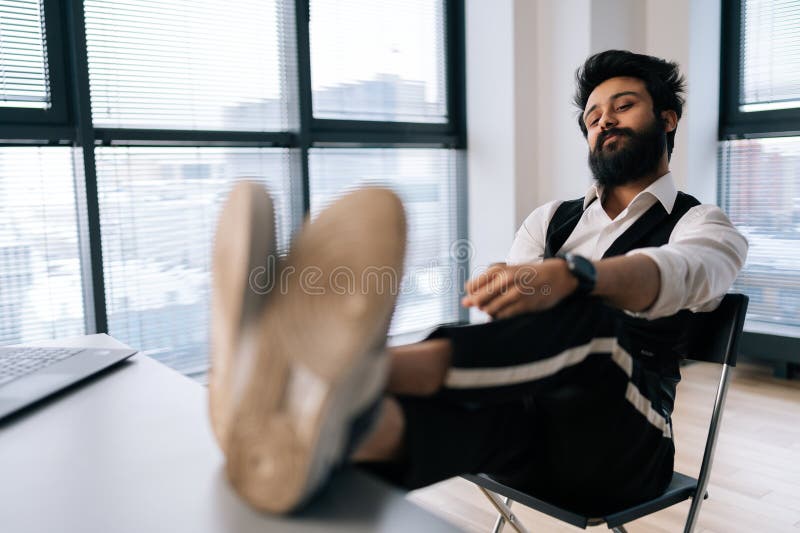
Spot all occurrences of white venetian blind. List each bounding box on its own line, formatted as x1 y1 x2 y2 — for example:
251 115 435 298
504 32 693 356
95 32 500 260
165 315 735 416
0 147 85 345
310 0 447 123
0 0 50 109
309 148 461 336
740 0 800 112
83 0 297 131
95 147 299 380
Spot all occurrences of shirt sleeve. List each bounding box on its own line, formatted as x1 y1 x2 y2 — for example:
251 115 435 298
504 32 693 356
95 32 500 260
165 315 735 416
505 200 561 265
624 204 749 320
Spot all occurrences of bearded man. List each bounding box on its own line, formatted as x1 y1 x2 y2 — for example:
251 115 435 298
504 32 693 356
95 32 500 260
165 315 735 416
208 50 749 516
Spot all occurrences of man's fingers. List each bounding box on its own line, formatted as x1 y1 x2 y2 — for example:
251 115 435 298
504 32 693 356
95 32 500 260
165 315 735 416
464 270 491 294
464 263 506 294
471 270 513 308
468 284 500 309
482 287 520 317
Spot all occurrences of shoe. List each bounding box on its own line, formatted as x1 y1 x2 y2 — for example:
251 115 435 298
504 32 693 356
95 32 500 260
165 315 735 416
213 187 407 513
209 180 277 452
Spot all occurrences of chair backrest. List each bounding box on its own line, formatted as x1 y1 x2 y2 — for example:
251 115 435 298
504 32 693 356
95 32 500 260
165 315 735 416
682 292 748 533
685 293 749 367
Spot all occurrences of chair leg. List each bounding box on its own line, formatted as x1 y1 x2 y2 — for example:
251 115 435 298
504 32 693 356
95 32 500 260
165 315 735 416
478 487 530 533
491 496 512 533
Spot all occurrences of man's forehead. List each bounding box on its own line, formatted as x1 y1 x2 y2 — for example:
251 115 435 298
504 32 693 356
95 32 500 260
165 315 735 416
585 76 648 109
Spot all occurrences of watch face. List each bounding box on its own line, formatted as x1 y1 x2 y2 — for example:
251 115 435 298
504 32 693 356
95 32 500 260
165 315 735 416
565 253 596 294
575 257 591 277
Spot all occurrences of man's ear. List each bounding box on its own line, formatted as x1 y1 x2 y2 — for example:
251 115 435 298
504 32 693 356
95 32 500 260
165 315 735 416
660 110 678 133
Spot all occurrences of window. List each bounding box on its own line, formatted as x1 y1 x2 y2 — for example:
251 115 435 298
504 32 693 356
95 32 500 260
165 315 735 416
95 147 297 378
720 0 800 339
0 147 85 344
309 0 447 122
0 0 65 123
84 0 297 131
0 0 466 382
0 0 50 109
309 148 461 335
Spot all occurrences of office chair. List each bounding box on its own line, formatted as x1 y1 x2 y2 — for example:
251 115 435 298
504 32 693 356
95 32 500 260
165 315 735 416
463 293 749 533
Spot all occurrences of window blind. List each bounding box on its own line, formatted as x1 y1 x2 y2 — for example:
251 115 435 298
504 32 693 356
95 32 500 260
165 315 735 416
719 137 800 337
740 0 800 112
309 148 461 336
310 0 447 123
95 147 299 380
0 147 85 345
83 0 297 131
0 0 50 109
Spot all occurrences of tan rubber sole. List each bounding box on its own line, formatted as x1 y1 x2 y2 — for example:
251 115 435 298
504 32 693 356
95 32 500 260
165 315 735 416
221 187 407 513
209 180 276 453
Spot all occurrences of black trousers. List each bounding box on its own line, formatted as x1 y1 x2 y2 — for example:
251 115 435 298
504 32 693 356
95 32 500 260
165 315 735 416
366 295 676 516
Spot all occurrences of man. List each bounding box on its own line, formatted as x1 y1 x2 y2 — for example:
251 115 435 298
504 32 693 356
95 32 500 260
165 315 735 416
208 50 748 515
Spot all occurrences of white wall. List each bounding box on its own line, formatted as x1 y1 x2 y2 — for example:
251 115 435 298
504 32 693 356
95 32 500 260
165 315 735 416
645 0 691 192
465 0 517 269
534 0 592 207
465 0 722 269
590 0 646 55
686 0 722 203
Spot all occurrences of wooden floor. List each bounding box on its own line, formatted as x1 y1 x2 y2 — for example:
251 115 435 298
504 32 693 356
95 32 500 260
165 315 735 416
406 362 800 532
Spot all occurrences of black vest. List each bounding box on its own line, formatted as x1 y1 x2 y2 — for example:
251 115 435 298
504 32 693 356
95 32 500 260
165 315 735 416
544 191 702 415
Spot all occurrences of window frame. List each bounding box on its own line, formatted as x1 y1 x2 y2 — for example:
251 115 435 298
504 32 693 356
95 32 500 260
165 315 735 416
719 0 800 373
0 0 468 339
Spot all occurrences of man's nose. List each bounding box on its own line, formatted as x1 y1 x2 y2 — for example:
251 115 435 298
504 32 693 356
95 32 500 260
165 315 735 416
599 112 617 130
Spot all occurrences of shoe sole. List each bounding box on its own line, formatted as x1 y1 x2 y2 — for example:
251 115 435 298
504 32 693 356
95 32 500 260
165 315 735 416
223 187 406 513
209 180 277 452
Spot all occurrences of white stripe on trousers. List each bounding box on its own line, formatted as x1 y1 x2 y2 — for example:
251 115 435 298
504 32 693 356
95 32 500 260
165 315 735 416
444 337 673 439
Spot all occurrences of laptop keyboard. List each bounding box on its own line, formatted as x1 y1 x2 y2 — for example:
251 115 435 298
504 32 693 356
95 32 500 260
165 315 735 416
0 347 83 386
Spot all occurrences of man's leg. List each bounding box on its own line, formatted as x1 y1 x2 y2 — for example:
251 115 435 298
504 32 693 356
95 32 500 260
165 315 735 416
350 397 405 462
349 338 456 462
352 290 677 497
349 296 618 488
354 300 676 511
385 338 451 396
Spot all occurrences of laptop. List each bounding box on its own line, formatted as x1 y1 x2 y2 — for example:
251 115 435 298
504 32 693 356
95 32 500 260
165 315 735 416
0 345 136 421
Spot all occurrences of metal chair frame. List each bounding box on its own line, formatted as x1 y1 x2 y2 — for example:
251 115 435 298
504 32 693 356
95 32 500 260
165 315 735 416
464 293 749 533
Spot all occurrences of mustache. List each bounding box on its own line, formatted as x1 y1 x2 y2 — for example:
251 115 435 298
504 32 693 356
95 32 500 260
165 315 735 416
595 127 634 151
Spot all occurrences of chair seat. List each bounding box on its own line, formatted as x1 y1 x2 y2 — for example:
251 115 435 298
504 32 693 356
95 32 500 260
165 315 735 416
462 471 701 529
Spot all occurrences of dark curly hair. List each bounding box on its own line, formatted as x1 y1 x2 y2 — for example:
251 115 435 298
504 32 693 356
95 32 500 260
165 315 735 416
574 50 686 159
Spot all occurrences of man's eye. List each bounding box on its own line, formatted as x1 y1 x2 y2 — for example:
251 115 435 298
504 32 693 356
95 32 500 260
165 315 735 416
589 117 599 126
618 103 632 111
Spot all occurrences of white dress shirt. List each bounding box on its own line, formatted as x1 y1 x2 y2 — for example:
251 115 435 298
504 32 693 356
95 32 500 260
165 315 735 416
506 172 749 320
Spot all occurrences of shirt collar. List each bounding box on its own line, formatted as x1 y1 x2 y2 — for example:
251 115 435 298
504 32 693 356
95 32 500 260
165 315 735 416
583 171 678 214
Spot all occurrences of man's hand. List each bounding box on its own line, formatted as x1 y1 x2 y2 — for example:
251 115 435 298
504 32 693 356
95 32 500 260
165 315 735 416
462 259 578 319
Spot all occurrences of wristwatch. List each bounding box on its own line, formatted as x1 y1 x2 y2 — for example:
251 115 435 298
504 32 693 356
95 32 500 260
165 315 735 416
559 252 596 296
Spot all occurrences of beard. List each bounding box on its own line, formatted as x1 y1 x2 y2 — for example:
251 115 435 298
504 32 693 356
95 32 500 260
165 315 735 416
588 117 667 188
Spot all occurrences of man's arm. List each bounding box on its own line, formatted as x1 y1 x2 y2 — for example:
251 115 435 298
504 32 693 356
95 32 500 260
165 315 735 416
592 254 660 312
462 255 658 318
464 205 748 319
620 205 749 318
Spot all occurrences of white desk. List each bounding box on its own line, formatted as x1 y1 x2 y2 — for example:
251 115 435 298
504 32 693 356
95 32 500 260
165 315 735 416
0 335 462 533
